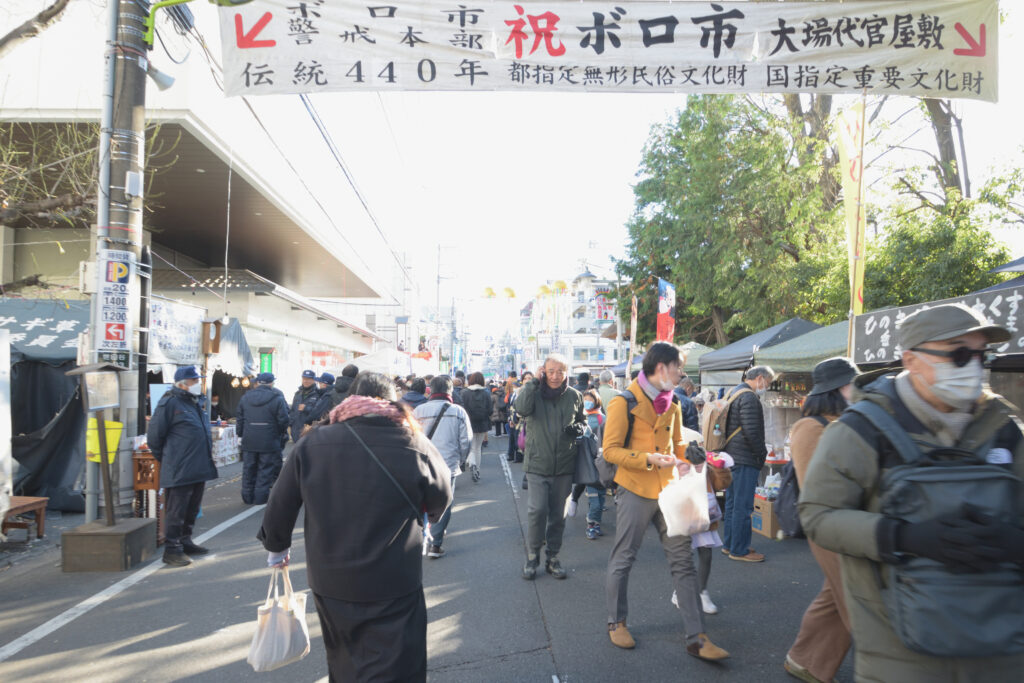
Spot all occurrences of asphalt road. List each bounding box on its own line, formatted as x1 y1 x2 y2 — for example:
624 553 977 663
0 436 853 682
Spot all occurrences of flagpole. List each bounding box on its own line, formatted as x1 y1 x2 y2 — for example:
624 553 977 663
846 91 868 358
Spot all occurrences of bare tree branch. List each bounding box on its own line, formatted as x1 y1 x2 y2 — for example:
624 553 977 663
0 0 71 61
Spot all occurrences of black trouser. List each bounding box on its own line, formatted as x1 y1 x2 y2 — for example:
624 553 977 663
163 482 205 552
241 450 283 504
313 588 427 683
493 420 504 436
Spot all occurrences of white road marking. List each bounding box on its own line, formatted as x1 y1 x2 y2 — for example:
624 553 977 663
0 504 266 663
499 451 519 500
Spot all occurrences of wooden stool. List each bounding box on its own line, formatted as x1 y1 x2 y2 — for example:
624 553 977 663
2 496 49 539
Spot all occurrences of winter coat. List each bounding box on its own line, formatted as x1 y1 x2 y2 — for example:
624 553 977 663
305 389 334 425
236 384 290 452
258 415 452 602
513 379 585 477
672 388 699 432
603 381 688 500
722 382 767 469
289 384 319 441
461 385 493 433
452 385 465 406
329 375 355 408
146 386 217 488
400 391 428 411
413 398 472 473
800 373 1024 680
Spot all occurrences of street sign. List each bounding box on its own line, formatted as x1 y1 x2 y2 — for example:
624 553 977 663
94 249 136 365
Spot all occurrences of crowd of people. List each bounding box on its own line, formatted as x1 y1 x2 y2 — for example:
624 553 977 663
146 302 1024 682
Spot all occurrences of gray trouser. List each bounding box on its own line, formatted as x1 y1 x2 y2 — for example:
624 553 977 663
606 488 705 645
525 473 573 557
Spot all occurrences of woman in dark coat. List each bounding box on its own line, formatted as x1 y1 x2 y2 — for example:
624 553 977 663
258 372 452 682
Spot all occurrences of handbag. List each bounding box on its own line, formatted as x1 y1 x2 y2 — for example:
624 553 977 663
247 567 311 672
573 431 601 486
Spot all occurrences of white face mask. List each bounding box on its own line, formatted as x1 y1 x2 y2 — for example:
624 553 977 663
925 357 983 411
187 382 203 396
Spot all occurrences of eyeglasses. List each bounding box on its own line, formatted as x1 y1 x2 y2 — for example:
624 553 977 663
909 346 991 367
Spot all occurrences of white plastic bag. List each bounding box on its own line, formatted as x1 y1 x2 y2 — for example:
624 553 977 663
247 566 311 672
658 466 710 537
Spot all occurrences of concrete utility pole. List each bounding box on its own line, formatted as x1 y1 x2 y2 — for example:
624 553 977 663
88 0 149 521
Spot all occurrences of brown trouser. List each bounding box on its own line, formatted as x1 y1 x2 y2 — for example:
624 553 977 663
787 539 851 681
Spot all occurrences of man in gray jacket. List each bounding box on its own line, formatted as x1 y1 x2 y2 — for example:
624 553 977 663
413 375 472 559
514 353 586 580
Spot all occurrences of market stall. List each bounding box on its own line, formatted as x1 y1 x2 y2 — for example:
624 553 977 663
680 341 713 377
754 320 849 453
698 317 820 396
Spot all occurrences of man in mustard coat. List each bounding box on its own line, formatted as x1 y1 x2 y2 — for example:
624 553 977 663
603 342 729 661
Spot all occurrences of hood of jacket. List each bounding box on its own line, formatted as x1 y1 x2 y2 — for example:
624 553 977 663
402 391 428 404
246 384 281 407
333 375 355 396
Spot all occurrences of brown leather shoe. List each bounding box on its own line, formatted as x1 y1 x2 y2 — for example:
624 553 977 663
686 633 730 660
608 621 635 649
728 550 765 563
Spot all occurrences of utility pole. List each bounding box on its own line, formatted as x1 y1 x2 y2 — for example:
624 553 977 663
88 0 149 521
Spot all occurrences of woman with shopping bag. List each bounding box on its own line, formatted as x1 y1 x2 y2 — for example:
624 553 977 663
257 371 453 682
601 342 730 661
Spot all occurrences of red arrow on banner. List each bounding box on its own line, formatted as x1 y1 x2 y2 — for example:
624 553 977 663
235 12 276 49
953 22 986 57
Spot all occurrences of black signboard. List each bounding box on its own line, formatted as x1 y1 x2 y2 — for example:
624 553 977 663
854 286 1024 365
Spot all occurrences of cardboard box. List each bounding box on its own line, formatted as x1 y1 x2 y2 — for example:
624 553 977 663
751 497 781 539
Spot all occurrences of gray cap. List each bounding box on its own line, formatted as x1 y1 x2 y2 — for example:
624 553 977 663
897 303 1010 351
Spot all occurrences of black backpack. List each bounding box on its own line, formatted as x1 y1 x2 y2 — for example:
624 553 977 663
775 415 827 539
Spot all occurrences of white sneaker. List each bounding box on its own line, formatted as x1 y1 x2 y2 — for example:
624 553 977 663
701 590 719 615
565 499 577 518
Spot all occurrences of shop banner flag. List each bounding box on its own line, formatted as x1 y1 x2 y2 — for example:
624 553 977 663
837 101 867 316
220 0 998 101
629 295 638 370
656 278 676 342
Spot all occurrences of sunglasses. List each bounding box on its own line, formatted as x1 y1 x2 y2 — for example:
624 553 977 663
909 346 991 368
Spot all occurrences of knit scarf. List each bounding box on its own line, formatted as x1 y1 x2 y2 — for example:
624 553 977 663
540 378 568 401
638 371 673 415
430 394 452 403
328 395 408 427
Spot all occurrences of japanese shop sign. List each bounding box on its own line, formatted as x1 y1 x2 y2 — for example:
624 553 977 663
854 287 1024 365
149 297 205 366
0 299 89 362
219 0 998 100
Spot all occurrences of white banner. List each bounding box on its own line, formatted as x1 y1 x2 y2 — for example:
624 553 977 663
149 297 206 366
219 0 997 100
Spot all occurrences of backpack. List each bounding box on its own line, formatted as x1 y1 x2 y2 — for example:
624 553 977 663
701 386 752 452
848 399 1024 658
776 416 827 539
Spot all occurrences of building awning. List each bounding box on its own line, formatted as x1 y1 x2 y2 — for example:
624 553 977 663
753 320 849 374
699 318 821 372
151 267 388 343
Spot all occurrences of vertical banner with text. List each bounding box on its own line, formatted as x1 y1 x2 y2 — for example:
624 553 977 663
837 101 867 317
656 278 676 342
629 295 638 371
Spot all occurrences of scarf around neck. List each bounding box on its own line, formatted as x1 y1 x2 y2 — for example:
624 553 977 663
430 394 452 403
540 378 568 401
329 395 408 427
638 372 673 415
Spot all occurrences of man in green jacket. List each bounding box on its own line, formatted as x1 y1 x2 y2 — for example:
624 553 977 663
515 353 585 580
800 304 1024 682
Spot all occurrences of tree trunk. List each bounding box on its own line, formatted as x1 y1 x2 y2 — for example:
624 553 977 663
783 94 839 210
922 98 964 198
711 306 729 347
0 0 72 61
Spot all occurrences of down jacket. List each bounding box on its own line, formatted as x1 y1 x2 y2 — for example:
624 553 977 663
236 384 290 452
147 386 217 488
722 382 767 468
461 385 493 434
413 398 472 473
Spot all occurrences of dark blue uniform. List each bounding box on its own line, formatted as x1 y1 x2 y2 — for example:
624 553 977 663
236 384 291 504
147 386 217 553
290 384 319 442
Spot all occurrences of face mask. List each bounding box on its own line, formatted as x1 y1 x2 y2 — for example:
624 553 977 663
211 401 219 407
926 357 983 411
188 383 202 396
584 400 594 410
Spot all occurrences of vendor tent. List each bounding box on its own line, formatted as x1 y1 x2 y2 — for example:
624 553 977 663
699 318 820 372
611 355 643 378
208 318 256 378
680 342 714 375
754 320 849 374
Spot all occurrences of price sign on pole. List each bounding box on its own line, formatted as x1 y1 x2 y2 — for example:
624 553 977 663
95 249 136 367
